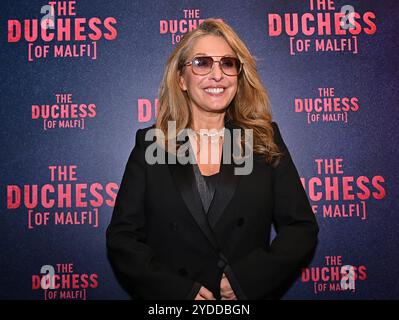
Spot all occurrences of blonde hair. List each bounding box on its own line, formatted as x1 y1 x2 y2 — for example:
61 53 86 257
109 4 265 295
156 18 283 166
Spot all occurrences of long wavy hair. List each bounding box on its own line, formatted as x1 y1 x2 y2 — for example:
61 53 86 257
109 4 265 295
155 18 283 166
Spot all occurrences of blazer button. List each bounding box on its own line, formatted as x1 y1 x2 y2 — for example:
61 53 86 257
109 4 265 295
178 268 188 277
217 259 227 269
169 221 178 232
237 217 245 227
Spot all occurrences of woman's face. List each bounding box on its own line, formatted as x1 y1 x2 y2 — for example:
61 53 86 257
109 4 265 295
179 35 239 115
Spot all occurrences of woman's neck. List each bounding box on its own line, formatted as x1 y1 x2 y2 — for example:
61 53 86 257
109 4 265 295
191 109 226 131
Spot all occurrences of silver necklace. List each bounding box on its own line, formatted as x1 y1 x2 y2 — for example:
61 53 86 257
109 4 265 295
194 127 225 137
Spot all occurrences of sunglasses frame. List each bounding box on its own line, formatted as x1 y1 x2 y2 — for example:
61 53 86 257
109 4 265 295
184 55 243 76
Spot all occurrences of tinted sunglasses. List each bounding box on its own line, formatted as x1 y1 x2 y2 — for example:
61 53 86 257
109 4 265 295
184 56 243 76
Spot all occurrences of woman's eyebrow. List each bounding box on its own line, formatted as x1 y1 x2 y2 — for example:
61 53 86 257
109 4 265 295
192 52 236 57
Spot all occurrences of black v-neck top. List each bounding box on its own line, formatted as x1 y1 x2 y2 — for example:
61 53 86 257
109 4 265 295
192 163 220 214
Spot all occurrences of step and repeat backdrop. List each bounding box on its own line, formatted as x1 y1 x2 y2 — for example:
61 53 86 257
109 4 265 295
1 0 398 300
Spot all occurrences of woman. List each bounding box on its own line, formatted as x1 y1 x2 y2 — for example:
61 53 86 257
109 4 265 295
106 19 319 300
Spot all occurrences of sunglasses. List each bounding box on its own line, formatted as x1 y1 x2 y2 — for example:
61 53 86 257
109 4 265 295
184 56 243 76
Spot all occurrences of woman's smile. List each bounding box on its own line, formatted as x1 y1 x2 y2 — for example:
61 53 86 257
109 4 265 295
204 86 226 95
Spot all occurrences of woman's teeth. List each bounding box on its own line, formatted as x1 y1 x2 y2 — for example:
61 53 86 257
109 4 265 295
205 88 224 94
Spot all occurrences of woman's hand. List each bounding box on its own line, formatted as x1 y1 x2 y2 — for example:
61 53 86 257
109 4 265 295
220 273 237 300
194 286 216 300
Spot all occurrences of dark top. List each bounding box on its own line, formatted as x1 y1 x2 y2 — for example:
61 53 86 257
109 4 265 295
192 163 220 214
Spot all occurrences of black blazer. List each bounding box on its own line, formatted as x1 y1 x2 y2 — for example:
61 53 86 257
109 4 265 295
106 119 319 300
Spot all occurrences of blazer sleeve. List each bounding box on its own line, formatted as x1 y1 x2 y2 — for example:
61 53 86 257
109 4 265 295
229 121 319 299
106 128 200 300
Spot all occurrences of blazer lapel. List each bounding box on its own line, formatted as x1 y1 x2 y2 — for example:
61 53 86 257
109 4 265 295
167 118 242 248
207 119 242 228
168 133 219 251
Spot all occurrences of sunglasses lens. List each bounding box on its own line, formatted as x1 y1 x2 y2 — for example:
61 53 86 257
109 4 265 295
190 56 241 75
220 57 241 75
192 57 213 75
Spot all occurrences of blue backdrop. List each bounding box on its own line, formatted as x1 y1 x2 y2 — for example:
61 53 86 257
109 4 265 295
1 0 398 299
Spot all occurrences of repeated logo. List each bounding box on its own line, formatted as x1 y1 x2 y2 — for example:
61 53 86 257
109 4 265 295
138 98 158 123
7 0 118 61
267 0 377 55
6 165 118 229
302 256 367 295
32 93 96 130
32 263 99 300
160 8 222 44
302 158 386 220
295 87 360 124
